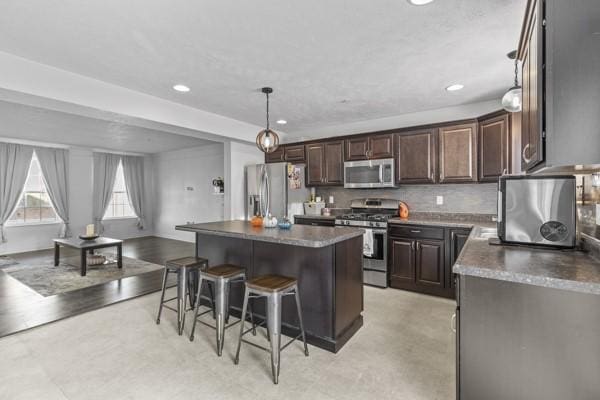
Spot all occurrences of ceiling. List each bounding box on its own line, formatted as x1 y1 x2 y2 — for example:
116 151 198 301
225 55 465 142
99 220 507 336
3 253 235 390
0 0 525 138
0 100 216 153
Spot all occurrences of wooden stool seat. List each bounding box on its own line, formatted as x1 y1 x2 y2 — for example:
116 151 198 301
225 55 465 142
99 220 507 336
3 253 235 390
203 264 245 279
246 274 297 293
166 256 208 269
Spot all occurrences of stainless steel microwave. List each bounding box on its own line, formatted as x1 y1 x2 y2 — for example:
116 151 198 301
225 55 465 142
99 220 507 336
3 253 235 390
344 158 395 189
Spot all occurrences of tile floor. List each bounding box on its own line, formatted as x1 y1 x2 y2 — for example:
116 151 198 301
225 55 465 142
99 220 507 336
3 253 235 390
0 286 455 400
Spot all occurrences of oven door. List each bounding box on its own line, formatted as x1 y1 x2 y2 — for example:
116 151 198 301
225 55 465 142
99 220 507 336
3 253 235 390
344 159 395 188
364 229 387 272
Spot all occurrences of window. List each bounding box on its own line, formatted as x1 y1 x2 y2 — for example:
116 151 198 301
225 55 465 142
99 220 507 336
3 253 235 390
9 153 58 224
104 161 136 219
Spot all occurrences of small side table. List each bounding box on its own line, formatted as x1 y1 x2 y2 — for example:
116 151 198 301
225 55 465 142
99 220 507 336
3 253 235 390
53 237 123 276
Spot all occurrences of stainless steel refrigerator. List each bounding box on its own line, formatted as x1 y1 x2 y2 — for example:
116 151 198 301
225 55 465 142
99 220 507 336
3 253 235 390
245 163 309 220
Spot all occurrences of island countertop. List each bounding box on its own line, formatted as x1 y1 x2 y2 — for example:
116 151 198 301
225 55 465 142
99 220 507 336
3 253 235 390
175 220 363 248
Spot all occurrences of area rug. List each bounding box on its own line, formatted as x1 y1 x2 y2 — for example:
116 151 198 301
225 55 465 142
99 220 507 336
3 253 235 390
1 251 164 297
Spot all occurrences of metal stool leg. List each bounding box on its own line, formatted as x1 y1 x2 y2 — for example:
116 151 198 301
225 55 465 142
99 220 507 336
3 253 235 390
177 267 188 336
267 292 282 384
207 282 216 319
294 287 309 356
214 278 229 356
156 267 169 324
234 287 250 364
189 275 205 342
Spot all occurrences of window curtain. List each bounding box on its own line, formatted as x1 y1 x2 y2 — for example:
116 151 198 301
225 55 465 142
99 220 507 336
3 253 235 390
92 152 121 234
0 143 34 242
35 147 70 238
122 155 145 229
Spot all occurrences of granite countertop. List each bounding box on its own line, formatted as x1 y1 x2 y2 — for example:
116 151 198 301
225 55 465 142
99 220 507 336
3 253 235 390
294 214 337 220
454 226 600 295
175 220 363 248
388 213 496 229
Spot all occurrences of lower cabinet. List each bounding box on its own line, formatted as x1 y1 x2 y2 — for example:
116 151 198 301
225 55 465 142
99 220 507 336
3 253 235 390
389 224 471 298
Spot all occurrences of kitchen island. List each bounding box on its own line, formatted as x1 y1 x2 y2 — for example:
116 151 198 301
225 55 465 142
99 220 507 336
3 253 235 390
175 220 364 353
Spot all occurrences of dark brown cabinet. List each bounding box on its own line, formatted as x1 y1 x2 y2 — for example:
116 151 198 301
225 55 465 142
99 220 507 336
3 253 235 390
478 112 511 182
395 129 438 184
265 146 285 163
305 140 344 186
520 0 544 171
438 122 478 183
389 226 446 296
284 144 306 163
345 133 394 161
448 228 471 289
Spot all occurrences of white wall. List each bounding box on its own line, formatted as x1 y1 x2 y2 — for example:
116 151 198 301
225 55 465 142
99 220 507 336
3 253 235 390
152 144 225 242
223 141 264 220
0 147 154 255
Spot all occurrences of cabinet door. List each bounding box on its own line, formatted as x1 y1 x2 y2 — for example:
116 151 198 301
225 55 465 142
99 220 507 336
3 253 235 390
305 144 325 186
324 140 344 185
415 239 445 287
479 113 510 182
265 146 285 163
396 129 437 184
389 238 415 285
439 123 478 183
449 229 471 289
369 133 394 159
285 144 306 163
521 0 544 171
345 137 369 161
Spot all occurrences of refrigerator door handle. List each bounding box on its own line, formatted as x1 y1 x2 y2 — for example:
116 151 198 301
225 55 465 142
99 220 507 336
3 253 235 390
264 169 271 216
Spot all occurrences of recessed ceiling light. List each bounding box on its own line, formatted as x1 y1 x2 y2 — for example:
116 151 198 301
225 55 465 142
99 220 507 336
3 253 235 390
173 84 190 92
446 84 464 92
276 119 287 125
408 0 434 5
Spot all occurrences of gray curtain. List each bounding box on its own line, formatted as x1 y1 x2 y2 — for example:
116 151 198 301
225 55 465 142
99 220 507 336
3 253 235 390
92 152 121 233
35 147 70 238
122 155 145 229
0 143 34 242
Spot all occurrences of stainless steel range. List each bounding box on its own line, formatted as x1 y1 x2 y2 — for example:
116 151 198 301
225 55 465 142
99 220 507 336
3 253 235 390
335 198 400 288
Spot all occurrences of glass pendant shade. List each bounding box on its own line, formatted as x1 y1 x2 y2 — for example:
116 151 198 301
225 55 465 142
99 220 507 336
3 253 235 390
256 128 280 153
502 85 522 112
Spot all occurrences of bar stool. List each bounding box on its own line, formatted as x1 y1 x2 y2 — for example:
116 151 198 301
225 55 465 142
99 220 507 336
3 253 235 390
189 264 254 356
155 256 214 335
234 274 309 384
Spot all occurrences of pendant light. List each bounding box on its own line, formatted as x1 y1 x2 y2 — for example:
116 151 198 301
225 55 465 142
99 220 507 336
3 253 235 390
502 50 523 113
256 87 280 153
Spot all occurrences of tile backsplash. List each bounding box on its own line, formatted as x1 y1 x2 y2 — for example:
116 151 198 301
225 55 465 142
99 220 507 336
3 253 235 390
317 183 498 214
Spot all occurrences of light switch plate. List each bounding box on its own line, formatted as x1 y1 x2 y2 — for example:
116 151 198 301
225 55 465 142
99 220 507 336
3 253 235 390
436 196 444 205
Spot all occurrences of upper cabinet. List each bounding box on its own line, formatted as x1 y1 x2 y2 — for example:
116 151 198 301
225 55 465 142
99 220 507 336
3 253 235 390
284 144 306 163
478 112 511 182
438 122 478 183
305 140 344 186
265 146 285 163
395 129 437 184
520 0 544 171
345 133 394 161
517 0 600 170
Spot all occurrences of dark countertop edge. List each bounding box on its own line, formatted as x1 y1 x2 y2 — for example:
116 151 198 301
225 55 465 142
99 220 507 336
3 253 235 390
453 226 600 296
175 224 364 248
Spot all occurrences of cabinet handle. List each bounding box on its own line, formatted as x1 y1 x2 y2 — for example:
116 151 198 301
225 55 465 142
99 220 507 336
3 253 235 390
411 241 416 251
417 242 421 251
502 168 507 176
451 313 457 333
410 230 421 233
522 143 532 164
430 172 434 182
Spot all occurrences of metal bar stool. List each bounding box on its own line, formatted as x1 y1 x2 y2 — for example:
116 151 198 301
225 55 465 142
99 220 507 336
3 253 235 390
234 274 309 384
190 264 255 356
155 256 214 335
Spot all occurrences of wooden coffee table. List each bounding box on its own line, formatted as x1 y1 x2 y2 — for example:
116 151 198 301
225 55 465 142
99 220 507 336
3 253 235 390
53 237 123 276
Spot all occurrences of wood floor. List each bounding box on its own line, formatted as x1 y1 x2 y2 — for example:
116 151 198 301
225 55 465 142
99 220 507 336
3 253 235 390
0 236 194 338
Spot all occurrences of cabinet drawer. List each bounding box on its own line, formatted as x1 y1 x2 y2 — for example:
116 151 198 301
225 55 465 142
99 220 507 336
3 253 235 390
294 217 335 227
388 225 444 240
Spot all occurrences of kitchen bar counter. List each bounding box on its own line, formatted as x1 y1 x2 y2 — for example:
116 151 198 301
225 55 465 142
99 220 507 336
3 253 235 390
176 220 362 248
175 220 364 352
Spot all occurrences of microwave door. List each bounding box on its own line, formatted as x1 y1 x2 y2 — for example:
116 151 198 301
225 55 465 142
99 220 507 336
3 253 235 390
345 162 381 188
